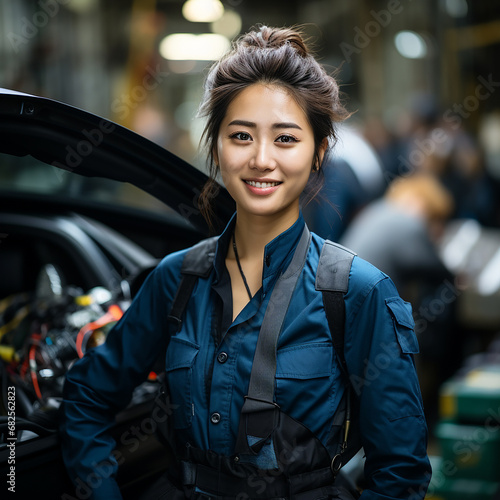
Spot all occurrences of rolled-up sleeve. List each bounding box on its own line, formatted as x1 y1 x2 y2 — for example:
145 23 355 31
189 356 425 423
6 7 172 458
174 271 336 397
60 252 183 499
345 257 432 499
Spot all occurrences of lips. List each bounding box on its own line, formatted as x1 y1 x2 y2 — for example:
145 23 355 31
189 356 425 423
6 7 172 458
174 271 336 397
243 178 282 196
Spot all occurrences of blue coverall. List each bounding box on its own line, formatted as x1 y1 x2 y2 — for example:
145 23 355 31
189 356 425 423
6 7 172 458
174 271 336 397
60 213 431 499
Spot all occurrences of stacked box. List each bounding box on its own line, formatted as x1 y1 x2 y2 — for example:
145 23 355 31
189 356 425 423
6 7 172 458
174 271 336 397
439 365 500 425
427 364 500 499
435 423 500 481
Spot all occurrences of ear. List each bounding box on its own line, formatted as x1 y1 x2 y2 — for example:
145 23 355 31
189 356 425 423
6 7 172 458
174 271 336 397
315 138 329 170
212 147 219 167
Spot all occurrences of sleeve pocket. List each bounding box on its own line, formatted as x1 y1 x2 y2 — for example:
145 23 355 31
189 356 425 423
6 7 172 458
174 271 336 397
385 297 419 354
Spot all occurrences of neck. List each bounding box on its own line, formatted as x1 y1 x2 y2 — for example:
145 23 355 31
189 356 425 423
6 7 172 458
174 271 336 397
232 209 300 259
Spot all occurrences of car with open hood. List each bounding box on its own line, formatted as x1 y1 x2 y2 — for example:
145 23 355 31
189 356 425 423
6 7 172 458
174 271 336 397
0 88 234 499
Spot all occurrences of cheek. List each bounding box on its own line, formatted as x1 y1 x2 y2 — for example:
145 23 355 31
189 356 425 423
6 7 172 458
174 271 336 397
288 148 315 176
220 168 231 187
219 145 247 175
219 161 241 190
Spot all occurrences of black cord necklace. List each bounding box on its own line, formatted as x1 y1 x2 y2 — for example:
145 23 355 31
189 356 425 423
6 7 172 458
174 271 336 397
232 233 253 301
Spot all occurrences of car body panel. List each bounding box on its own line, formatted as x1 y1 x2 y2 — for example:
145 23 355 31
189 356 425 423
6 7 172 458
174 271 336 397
0 88 234 236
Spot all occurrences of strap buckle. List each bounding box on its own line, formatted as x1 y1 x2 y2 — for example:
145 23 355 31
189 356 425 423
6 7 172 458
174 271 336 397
330 453 343 476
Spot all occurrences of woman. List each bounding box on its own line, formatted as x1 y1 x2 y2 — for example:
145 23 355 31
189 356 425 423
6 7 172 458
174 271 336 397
61 26 431 499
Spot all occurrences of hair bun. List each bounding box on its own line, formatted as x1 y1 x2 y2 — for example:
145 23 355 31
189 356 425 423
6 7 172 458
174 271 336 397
240 25 309 57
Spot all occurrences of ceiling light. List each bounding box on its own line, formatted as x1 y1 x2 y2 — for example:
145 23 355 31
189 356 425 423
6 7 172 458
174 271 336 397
394 31 428 59
65 0 98 13
160 33 230 61
182 0 224 23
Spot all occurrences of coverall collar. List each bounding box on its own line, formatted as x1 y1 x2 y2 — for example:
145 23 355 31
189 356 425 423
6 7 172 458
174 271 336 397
213 211 306 297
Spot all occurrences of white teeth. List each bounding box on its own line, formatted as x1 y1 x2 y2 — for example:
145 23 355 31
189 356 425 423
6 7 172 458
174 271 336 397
246 180 280 188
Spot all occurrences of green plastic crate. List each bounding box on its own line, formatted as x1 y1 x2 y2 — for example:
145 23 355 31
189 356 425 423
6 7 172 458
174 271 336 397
427 457 498 499
439 364 500 424
434 422 500 482
427 476 499 500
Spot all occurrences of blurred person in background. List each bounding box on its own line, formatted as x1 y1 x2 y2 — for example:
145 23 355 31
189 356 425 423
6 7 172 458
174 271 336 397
340 173 454 295
362 115 408 184
392 93 495 227
303 125 385 241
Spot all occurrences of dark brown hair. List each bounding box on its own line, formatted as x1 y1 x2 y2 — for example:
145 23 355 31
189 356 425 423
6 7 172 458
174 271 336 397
198 25 350 227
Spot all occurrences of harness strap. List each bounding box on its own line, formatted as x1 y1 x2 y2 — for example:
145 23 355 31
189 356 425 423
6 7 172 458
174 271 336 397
180 460 339 499
168 274 198 331
315 240 359 471
316 240 356 378
168 236 218 331
242 226 311 410
236 226 311 452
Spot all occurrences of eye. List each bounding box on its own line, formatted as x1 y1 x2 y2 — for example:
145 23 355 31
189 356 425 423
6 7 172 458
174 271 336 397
230 132 252 141
276 134 298 144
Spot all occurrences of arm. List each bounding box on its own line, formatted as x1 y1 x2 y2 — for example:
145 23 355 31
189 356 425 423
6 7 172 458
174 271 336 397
344 258 431 499
60 255 182 499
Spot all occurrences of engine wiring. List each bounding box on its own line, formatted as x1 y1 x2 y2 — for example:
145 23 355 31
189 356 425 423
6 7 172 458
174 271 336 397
0 285 128 421
0 303 30 342
75 304 123 359
29 341 42 401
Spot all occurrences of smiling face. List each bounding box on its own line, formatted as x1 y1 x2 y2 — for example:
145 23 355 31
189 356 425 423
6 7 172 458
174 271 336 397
216 83 325 224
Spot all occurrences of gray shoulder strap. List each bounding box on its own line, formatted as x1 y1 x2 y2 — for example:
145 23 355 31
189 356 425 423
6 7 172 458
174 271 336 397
235 226 311 454
316 241 360 470
242 225 312 413
315 239 356 376
315 240 356 293
168 236 218 330
181 236 218 278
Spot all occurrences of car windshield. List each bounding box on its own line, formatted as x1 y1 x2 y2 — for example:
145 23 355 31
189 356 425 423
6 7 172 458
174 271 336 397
0 151 177 215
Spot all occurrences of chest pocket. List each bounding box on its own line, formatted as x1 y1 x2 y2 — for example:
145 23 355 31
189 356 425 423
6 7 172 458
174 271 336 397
275 342 336 423
165 336 199 429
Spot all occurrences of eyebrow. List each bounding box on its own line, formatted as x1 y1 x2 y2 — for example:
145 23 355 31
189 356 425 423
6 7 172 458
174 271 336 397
227 119 303 130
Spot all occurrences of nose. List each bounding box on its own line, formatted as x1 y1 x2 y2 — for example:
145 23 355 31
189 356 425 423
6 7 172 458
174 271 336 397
250 141 276 171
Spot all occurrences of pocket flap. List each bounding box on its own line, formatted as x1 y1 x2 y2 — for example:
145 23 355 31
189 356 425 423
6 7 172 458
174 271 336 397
165 337 199 371
386 297 419 354
385 297 414 329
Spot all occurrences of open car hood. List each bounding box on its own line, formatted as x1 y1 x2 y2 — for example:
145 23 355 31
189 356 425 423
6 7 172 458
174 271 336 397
0 88 234 235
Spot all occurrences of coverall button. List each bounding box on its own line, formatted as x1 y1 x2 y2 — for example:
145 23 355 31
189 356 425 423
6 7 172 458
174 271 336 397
210 412 221 424
217 352 228 364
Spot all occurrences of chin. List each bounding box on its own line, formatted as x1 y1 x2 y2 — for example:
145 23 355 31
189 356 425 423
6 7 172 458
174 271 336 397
239 204 296 220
